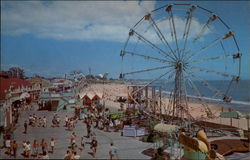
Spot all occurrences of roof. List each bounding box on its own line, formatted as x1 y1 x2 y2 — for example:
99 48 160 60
78 88 103 100
29 77 50 87
0 78 31 100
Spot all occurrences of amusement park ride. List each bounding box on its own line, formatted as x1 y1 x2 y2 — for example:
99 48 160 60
119 3 241 123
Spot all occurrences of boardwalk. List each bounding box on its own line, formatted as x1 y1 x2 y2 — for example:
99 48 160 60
0 104 151 159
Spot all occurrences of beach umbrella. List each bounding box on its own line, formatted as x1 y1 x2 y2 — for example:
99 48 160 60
154 123 178 133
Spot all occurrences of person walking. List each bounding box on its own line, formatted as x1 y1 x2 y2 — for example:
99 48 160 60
41 139 48 153
80 136 85 151
5 138 11 156
33 139 40 158
25 141 31 158
50 137 55 153
71 142 78 154
11 140 18 158
90 137 98 158
22 140 27 157
70 132 76 148
109 142 118 160
65 115 68 127
24 121 28 134
43 116 47 127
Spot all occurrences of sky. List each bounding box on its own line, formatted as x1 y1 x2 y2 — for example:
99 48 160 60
1 1 249 80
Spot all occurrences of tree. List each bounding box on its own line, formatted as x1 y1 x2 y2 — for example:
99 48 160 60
8 67 25 79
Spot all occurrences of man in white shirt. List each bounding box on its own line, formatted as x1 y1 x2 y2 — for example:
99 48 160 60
5 139 11 155
109 142 118 160
65 115 68 127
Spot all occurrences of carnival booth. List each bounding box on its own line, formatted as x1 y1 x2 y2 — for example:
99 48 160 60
78 88 103 106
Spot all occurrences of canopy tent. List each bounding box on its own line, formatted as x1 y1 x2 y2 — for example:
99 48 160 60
78 88 103 100
154 123 178 133
220 111 242 119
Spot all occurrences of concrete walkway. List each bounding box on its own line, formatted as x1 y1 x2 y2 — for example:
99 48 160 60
0 104 152 159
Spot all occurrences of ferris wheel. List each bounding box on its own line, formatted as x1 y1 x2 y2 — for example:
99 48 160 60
119 4 241 121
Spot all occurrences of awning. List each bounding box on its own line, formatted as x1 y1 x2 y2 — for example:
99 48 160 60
20 92 30 99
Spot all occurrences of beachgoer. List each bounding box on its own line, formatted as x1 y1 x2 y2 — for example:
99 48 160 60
12 140 18 158
50 138 55 153
25 141 31 158
33 139 39 157
41 139 48 153
90 137 98 157
70 132 76 148
80 136 85 150
86 123 91 138
5 138 11 156
43 116 47 127
56 116 60 127
65 115 68 127
109 142 118 160
71 142 78 154
22 140 27 157
24 121 28 134
29 115 33 125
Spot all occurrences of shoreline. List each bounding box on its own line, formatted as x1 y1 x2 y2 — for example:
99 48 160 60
87 82 249 130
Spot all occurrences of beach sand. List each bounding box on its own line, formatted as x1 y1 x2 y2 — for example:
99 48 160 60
87 82 249 130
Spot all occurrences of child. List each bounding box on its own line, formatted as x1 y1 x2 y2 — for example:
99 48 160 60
50 138 55 153
33 139 39 157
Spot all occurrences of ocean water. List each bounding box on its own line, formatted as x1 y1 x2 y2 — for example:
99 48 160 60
134 79 250 113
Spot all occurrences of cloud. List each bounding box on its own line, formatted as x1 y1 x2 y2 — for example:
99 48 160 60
1 1 155 42
130 16 211 45
1 1 210 43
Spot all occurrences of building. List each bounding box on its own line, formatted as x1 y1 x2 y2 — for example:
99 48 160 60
0 74 40 146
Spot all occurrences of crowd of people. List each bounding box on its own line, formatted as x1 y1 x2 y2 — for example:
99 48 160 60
3 103 121 159
3 137 55 159
28 114 47 128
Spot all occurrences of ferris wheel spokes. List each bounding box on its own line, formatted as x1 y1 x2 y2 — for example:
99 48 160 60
193 14 218 43
185 75 213 117
189 53 240 64
185 31 234 62
121 65 174 77
181 5 197 60
190 66 238 79
166 4 181 59
130 69 175 96
121 50 171 64
130 29 175 60
185 70 225 99
146 14 178 60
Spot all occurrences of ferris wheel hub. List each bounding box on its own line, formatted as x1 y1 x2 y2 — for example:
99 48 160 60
175 61 184 70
